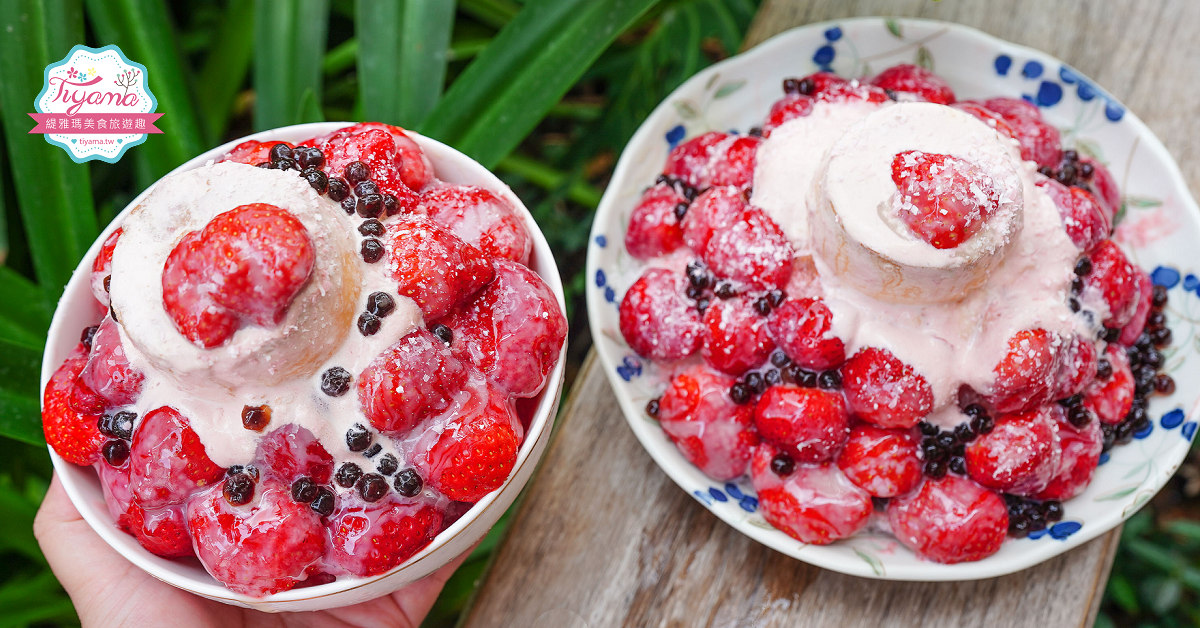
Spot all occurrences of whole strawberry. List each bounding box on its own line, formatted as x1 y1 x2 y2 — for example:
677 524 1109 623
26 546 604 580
890 150 1000 250
78 316 143 408
328 499 444 577
358 329 470 434
1083 343 1134 424
658 364 757 481
702 206 793 291
98 463 194 558
43 344 105 465
618 268 704 362
254 424 335 485
870 64 956 104
841 347 933 429
979 97 1062 168
422 185 533 264
129 406 225 508
985 328 1062 414
766 297 845 370
836 424 923 498
750 443 873 545
624 183 688 260
701 296 776 375
386 216 494 321
753 385 849 463
966 405 1062 495
887 475 1008 564
422 386 521 502
1036 407 1102 501
91 228 122 307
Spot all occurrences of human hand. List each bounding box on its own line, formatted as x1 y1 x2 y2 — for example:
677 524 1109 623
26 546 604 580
34 474 470 627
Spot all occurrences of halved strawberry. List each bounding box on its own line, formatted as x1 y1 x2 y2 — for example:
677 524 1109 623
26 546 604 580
966 405 1061 495
701 296 775 375
129 406 225 508
162 203 316 348
386 216 494 321
750 443 873 545
766 297 845 370
421 185 532 264
624 183 688 260
870 64 955 104
327 499 443 577
887 475 1008 564
358 329 470 434
658 364 757 481
42 344 105 465
618 268 704 362
753 385 849 463
836 424 922 498
890 150 1000 250
841 347 933 429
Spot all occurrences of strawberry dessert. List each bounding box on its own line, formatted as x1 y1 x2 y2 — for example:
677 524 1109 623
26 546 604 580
42 122 566 596
621 65 1174 564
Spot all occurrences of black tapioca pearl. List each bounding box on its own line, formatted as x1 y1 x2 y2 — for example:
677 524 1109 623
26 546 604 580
748 127 764 138
645 397 660 418
357 473 388 501
817 370 841 390
953 422 975 443
1153 373 1176 395
1102 327 1120 343
361 238 385 263
102 440 129 466
301 167 328 194
1095 358 1113 381
358 219 385 237
764 368 781 386
291 477 319 503
1150 327 1172 347
1073 256 1092 276
394 468 423 497
673 203 689 221
362 443 382 458
241 404 271 431
321 367 352 397
344 161 370 184
327 177 350 202
110 411 135 440
948 456 967 475
345 423 372 452
1071 276 1083 295
744 372 765 394
223 472 256 506
696 298 711 316
766 290 786 307
356 193 384 218
340 197 357 215
713 281 737 299
309 487 335 517
770 350 791 368
269 143 293 162
295 147 324 169
686 284 705 300
81 325 100 349
358 312 381 336
770 453 795 476
336 462 363 488
919 421 939 437
431 324 453 345
1067 404 1092 428
376 454 399 476
796 368 818 388
729 383 752 405
923 459 948 479
365 291 395 317
782 78 802 94
753 296 772 316
1151 284 1169 309
1068 297 1081 312
353 180 379 197
935 432 956 450
686 261 710 289
383 194 400 216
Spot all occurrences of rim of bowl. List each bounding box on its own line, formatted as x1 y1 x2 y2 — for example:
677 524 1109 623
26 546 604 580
42 121 568 605
585 17 1200 581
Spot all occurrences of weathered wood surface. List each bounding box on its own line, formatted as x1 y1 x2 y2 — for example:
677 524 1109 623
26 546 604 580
463 1 1200 626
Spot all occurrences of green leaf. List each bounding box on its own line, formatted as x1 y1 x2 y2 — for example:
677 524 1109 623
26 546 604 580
1125 195 1163 209
497 153 602 208
1127 538 1183 573
1107 572 1141 614
458 0 519 29
195 0 255 141
916 45 933 71
253 0 330 131
854 548 885 577
420 0 661 168
0 570 75 626
0 268 51 347
885 18 903 38
0 478 45 562
0 337 42 446
84 0 206 180
714 79 746 99
357 0 456 127
1166 520 1200 543
0 0 99 294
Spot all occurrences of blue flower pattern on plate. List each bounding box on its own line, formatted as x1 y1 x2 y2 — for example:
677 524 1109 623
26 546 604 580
616 355 642 382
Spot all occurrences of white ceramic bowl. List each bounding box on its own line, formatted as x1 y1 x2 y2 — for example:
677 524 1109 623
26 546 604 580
42 122 567 611
586 17 1200 580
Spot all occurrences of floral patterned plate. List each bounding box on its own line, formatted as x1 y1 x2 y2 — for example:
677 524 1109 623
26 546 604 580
585 17 1200 580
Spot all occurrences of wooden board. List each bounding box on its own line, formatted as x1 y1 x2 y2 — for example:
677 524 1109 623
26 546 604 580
462 1 1200 625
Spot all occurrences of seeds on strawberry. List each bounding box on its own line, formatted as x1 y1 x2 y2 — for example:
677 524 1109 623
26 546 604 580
421 385 521 502
841 347 933 429
887 475 1008 563
327 500 443 577
891 150 1000 250
255 424 334 485
422 185 533 264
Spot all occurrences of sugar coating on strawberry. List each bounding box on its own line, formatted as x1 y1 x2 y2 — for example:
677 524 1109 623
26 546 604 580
1051 334 1098 401
305 123 428 204
619 268 704 362
1037 178 1111 251
254 424 335 485
762 94 814 136
1084 344 1134 424
1118 271 1152 346
327 500 444 577
220 140 292 166
840 347 933 429
1085 239 1140 329
129 406 225 508
421 185 532 264
710 135 762 189
658 364 756 481
359 329 470 434
870 64 956 104
340 122 432 192
42 344 105 465
701 296 775 375
663 132 759 190
682 186 746 252
887 475 1008 564
1036 408 1102 501
966 405 1062 495
750 444 873 545
422 386 521 502
753 385 849 463
951 102 1019 143
624 183 688 260
792 71 889 104
386 217 494 321
98 463 193 558
443 259 566 398
980 97 1062 168
78 316 143 408
1078 155 1120 222
836 424 922 498
703 207 793 290
91 228 122 306
890 150 1000 250
187 480 326 596
985 328 1062 414
766 297 845 370
163 203 316 348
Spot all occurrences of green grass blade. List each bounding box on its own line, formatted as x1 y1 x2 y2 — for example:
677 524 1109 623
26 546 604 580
0 338 43 446
357 0 456 126
253 0 330 131
421 0 661 168
196 0 255 141
458 0 519 29
0 0 98 294
0 268 51 347
84 0 206 180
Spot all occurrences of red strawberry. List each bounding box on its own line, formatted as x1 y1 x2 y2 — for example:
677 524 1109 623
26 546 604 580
750 443 873 545
163 204 316 348
658 364 757 481
870 64 955 104
91 228 122 306
422 387 520 502
1035 407 1102 501
682 186 746 252
836 424 922 498
309 122 431 193
358 329 470 434
703 207 793 290
662 132 761 190
624 183 688 260
792 71 889 104
966 405 1061 495
709 135 761 189
1083 344 1134 424
753 385 849 463
78 316 143 408
98 463 194 558
1079 156 1120 222
701 296 775 375
421 185 532 264
980 97 1062 168
443 259 566 398
129 406 225 508
618 268 704 362
662 131 725 188
1084 239 1140 329
220 140 292 166
985 328 1062 414
762 94 814 136
1118 270 1152 346
887 475 1008 564
386 217 494 321
841 347 933 429
327 499 443 576
792 71 849 97
890 150 1000 250
255 424 335 485
42 344 105 465
766 297 845 370
951 102 1019 143
1037 178 1110 251
187 479 326 596
1051 334 1098 401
